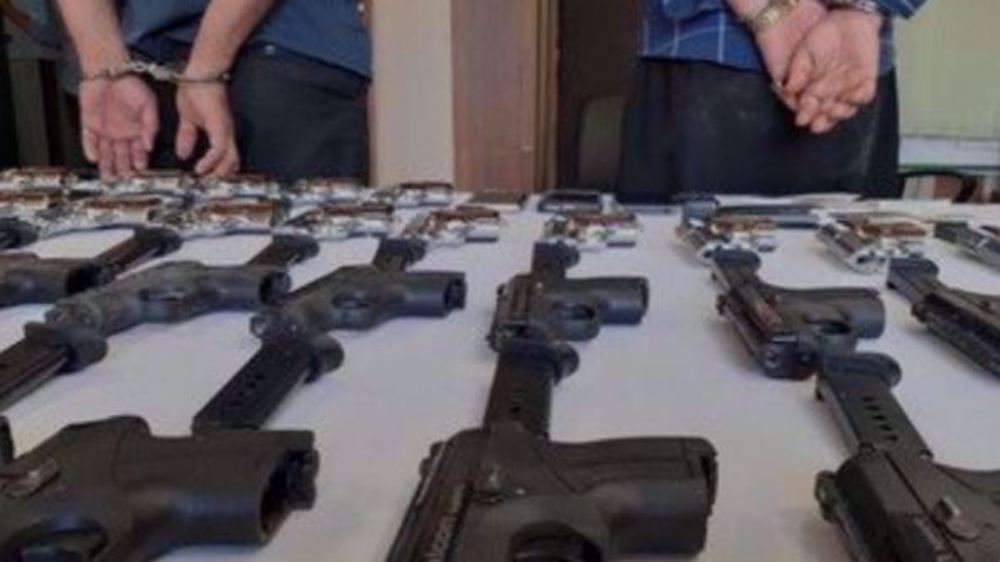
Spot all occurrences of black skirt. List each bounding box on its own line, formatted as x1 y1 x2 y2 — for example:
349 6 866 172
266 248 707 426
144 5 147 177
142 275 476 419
616 59 901 203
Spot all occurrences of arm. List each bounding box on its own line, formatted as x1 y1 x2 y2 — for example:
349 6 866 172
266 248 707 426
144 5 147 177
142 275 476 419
53 0 128 75
723 0 828 88
185 0 278 79
54 0 157 177
174 0 278 177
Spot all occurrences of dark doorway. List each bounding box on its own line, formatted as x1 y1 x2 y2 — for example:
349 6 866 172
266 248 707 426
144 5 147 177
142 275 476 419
0 17 19 167
556 0 639 190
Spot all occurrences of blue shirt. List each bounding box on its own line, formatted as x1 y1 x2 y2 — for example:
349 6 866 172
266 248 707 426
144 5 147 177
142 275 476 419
641 0 927 75
119 0 371 77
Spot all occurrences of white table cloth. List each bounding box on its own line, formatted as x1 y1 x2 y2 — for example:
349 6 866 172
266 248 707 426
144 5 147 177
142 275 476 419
3 202 997 561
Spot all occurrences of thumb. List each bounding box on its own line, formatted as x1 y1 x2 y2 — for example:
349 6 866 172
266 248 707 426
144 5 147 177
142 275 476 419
175 119 198 161
194 115 232 176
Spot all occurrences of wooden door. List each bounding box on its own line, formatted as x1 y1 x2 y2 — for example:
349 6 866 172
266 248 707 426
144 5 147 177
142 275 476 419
451 0 555 193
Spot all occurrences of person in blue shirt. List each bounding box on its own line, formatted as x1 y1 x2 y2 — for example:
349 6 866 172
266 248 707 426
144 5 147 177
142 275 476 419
53 0 370 181
617 0 927 201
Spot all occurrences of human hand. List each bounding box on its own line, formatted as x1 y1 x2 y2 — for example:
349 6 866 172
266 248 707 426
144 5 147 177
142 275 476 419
175 82 240 178
754 0 828 86
80 76 159 178
78 80 109 165
780 9 882 133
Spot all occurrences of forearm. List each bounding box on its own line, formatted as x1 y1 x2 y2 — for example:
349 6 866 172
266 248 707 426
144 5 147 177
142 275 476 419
54 0 128 74
184 0 278 77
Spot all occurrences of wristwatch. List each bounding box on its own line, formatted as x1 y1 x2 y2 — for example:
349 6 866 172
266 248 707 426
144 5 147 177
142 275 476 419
743 0 800 35
825 0 882 13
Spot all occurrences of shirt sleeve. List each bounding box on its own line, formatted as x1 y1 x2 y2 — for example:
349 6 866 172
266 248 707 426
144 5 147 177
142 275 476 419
656 0 726 20
872 0 927 18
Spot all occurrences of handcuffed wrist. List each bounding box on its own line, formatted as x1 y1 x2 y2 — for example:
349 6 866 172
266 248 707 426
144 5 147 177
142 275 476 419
79 60 133 82
824 0 883 15
741 0 801 35
79 59 230 84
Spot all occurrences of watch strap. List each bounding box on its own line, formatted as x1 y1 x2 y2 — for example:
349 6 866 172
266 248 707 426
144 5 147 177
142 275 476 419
743 0 801 35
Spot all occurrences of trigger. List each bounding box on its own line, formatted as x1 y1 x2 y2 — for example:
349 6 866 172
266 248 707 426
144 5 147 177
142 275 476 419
20 528 107 562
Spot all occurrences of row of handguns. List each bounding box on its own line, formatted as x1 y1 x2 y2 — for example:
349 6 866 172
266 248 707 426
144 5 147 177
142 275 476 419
676 193 1000 272
0 174 995 561
679 195 999 562
0 178 661 562
675 194 999 380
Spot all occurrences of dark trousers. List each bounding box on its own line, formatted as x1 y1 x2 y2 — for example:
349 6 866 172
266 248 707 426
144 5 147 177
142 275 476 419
616 60 901 203
151 47 369 182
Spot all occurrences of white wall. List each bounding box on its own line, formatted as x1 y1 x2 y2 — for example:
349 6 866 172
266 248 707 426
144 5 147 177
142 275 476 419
371 0 455 186
896 0 1000 140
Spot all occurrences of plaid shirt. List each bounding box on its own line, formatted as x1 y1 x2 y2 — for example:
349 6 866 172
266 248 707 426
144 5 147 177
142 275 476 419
641 0 927 75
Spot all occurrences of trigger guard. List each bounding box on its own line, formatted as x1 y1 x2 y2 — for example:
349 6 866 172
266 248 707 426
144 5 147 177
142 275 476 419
820 352 902 387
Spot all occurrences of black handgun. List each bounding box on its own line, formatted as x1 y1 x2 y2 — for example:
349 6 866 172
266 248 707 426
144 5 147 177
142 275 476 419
0 416 318 562
814 352 1000 562
712 249 885 379
250 237 465 342
488 242 648 346
194 237 466 431
0 226 183 307
0 235 317 412
0 193 226 307
888 258 1000 376
0 196 295 310
388 245 716 560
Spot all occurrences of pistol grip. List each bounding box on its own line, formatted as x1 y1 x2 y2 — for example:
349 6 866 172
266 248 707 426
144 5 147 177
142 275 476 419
545 436 718 556
399 271 467 317
0 417 319 560
538 277 648 342
783 287 886 342
0 257 106 307
570 277 649 325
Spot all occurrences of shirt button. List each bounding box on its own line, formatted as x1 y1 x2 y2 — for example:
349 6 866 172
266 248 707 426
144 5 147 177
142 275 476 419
264 44 277 56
